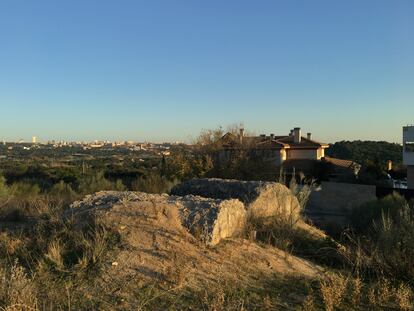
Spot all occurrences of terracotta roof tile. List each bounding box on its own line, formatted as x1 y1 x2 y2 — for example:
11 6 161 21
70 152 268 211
323 156 360 169
221 133 328 149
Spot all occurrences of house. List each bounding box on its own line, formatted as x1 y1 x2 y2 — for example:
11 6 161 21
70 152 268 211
321 156 361 180
219 127 360 180
219 127 329 165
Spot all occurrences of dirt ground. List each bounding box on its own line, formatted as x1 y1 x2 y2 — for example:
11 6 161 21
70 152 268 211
70 191 324 300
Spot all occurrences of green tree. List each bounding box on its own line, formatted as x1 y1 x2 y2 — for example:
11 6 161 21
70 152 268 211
49 180 77 203
78 171 113 194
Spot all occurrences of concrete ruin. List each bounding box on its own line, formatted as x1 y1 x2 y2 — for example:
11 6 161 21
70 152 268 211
306 181 377 228
69 191 246 246
171 178 301 222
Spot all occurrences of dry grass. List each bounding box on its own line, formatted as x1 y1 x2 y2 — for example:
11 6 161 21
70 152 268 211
0 260 38 310
302 288 316 311
319 273 348 311
395 283 413 311
351 276 362 305
1 181 414 310
310 273 414 311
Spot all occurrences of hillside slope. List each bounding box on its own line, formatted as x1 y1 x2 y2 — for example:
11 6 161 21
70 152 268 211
68 191 324 309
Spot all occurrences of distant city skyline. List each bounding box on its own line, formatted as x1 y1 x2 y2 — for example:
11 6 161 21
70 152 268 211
0 125 407 145
1 0 413 143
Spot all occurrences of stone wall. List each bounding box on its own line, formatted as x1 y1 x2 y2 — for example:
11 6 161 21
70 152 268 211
306 182 376 228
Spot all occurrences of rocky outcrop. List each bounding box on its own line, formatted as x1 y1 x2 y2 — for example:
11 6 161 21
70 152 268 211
171 178 301 222
69 191 246 246
63 190 323 305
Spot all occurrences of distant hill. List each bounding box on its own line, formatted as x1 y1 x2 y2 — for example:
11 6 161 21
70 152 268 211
326 140 403 166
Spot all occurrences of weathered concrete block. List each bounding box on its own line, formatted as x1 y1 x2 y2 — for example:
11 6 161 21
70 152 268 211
174 195 246 245
306 181 377 228
69 191 246 246
171 178 301 221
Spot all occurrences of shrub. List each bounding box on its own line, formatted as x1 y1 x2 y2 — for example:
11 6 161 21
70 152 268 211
0 174 8 200
78 172 127 194
347 194 414 280
319 273 348 311
373 203 414 279
395 283 413 311
78 171 113 194
9 182 40 201
132 173 176 194
48 180 77 204
350 193 408 234
0 260 38 309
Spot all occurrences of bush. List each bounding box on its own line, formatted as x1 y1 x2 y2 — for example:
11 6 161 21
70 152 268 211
78 171 113 194
348 194 414 280
78 172 126 194
373 203 414 279
48 180 78 204
0 174 8 200
350 193 408 234
9 182 40 201
131 173 176 194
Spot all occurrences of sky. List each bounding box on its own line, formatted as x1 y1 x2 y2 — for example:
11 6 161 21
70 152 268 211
0 0 413 143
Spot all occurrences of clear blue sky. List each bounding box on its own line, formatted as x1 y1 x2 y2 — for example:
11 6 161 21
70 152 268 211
0 0 413 143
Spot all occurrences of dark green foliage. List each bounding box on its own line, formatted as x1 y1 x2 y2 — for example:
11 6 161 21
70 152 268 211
350 194 408 234
327 140 402 168
78 171 126 194
166 151 213 180
349 194 414 280
131 172 176 194
0 174 8 199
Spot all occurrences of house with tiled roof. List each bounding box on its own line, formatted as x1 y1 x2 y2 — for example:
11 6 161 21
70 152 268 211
219 127 360 180
220 127 329 166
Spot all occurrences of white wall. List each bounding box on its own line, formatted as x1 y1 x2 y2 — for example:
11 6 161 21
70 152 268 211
403 126 414 165
280 149 287 161
317 148 325 160
287 149 318 160
265 149 283 165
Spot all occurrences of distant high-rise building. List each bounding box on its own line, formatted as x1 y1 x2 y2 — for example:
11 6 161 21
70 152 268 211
403 125 414 189
32 136 37 144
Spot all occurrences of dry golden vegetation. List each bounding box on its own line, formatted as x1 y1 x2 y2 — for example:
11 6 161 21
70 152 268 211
0 172 413 310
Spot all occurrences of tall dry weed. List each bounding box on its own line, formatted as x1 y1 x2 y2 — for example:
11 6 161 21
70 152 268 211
351 276 362 305
0 260 37 310
302 288 315 311
319 273 348 311
395 283 412 311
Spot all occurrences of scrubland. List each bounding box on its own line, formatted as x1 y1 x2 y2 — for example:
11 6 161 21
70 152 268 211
0 172 413 310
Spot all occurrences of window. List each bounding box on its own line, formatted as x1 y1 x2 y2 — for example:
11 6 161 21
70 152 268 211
405 142 414 152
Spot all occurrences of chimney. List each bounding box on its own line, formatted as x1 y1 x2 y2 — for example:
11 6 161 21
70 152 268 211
307 133 312 140
239 128 244 144
293 127 301 143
